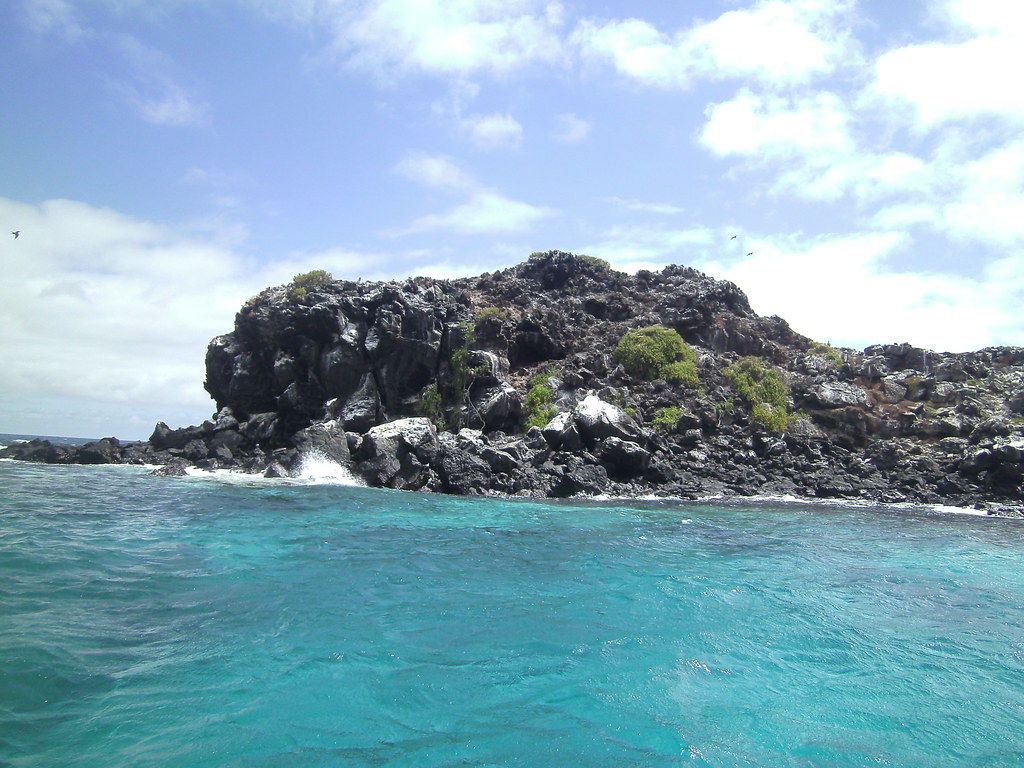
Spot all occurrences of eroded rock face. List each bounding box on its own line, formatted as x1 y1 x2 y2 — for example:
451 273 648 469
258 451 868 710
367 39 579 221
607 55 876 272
806 381 870 410
200 252 811 443
8 251 1024 514
354 417 439 490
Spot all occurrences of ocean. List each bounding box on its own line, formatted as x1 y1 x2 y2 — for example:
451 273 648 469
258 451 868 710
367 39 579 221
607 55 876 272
2 435 1024 767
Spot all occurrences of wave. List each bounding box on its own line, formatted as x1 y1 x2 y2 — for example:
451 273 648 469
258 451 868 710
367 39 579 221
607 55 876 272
577 490 998 518
181 450 364 487
292 450 364 486
690 492 994 518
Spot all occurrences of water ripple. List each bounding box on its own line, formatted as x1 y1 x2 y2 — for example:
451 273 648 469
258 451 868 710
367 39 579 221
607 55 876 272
2 460 1024 767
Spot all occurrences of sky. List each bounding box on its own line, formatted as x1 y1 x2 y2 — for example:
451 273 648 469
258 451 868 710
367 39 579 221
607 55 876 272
2 0 1024 439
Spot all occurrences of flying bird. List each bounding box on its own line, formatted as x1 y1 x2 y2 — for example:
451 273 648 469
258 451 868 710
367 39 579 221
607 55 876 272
746 251 754 256
730 235 737 240
11 231 19 239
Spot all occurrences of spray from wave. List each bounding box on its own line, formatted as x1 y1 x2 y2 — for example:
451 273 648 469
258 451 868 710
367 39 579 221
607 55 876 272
293 450 364 486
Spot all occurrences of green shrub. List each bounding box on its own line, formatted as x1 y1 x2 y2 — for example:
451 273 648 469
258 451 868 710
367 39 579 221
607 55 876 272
724 356 791 433
614 326 697 382
415 383 441 423
808 342 844 368
524 370 557 429
723 357 762 397
525 385 556 429
288 269 333 301
661 360 699 388
450 347 470 390
421 323 478 432
448 322 476 394
751 402 788 432
652 406 683 432
475 307 508 324
758 370 788 410
578 254 611 270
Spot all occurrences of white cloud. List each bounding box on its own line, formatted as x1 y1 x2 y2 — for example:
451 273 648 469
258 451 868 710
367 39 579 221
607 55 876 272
573 0 853 89
0 198 255 436
460 112 523 149
872 39 1024 127
935 139 1024 245
870 1 1024 128
394 152 555 235
20 0 87 40
606 198 685 215
770 150 935 204
863 138 1024 246
699 232 1020 351
701 88 852 157
552 112 591 143
394 152 476 190
583 224 718 273
403 190 555 235
111 34 210 127
582 223 1024 351
945 0 1024 34
0 197 436 438
312 0 567 78
573 17 689 87
694 11 1024 254
685 0 853 84
129 79 209 126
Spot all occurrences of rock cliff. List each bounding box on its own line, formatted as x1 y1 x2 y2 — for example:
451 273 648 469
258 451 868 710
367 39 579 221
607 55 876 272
6 251 1024 515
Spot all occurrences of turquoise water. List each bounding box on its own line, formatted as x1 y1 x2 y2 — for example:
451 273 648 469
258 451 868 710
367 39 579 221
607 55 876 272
2 458 1024 767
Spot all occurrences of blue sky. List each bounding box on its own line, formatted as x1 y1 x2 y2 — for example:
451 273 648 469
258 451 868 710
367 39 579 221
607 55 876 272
2 0 1023 439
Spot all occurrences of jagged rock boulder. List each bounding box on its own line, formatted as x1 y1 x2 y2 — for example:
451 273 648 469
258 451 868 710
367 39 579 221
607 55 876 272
150 422 200 451
433 432 494 495
804 381 870 409
567 395 647 447
354 417 439 490
293 419 352 467
597 436 651 477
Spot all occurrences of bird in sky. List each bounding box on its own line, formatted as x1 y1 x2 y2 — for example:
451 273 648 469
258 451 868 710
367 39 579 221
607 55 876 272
730 235 737 240
11 231 19 239
746 251 754 256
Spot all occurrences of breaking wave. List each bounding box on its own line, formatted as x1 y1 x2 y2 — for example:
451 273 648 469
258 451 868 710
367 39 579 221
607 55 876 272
293 450 363 486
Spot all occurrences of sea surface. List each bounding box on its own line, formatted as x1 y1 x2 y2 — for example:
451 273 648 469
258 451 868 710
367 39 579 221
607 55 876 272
2 435 1024 767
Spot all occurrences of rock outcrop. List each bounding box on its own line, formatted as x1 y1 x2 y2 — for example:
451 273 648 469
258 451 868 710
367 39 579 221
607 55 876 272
5 251 1024 516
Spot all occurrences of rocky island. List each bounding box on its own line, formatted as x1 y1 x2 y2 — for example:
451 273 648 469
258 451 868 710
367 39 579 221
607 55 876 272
6 251 1024 515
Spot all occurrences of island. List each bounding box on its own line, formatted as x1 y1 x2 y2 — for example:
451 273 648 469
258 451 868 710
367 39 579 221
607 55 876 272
5 251 1024 515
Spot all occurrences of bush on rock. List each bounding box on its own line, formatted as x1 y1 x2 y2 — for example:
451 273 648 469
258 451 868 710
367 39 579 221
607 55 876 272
614 326 697 384
288 270 333 301
724 356 791 433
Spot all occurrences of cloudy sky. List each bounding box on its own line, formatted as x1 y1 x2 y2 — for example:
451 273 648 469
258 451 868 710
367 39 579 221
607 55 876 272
2 0 1023 438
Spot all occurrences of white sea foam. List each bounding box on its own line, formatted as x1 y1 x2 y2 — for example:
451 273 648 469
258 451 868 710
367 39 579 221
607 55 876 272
176 450 363 487
293 451 363 486
561 488 1002 519
691 492 995 518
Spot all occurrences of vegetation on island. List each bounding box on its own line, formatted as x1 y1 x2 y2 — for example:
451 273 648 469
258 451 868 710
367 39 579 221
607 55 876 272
288 270 333 302
524 369 558 429
614 326 698 387
652 405 686 433
475 307 508 325
577 254 611 270
415 383 442 424
808 341 844 368
723 356 790 433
